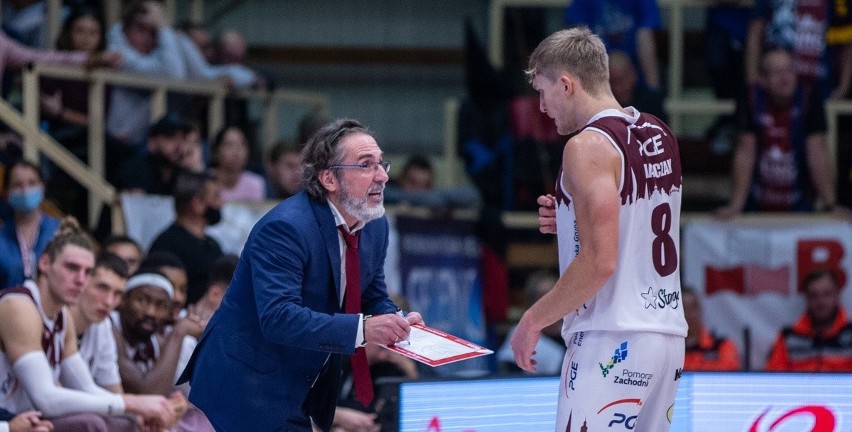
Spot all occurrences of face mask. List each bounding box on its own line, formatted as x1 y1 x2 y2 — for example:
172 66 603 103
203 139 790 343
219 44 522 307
205 206 222 225
8 187 44 212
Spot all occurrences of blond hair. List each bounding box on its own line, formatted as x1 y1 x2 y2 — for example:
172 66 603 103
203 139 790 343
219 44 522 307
42 216 95 263
526 27 610 97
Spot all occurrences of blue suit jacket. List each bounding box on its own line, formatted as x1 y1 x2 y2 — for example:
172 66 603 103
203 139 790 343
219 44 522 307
179 192 396 431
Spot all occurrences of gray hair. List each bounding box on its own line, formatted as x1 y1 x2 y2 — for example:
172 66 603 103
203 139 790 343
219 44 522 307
526 26 610 97
300 118 372 200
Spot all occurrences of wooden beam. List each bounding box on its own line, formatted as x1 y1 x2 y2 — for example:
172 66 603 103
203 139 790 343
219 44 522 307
248 46 463 66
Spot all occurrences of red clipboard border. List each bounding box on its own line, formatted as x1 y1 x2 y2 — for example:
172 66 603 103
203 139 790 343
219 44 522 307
382 324 492 367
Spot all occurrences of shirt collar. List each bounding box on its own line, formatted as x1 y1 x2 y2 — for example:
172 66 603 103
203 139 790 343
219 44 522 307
327 199 364 233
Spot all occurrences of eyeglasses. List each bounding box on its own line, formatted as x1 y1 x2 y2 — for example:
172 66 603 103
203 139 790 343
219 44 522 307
330 161 391 175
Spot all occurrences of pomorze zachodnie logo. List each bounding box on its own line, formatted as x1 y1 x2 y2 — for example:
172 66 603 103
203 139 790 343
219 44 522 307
599 341 628 377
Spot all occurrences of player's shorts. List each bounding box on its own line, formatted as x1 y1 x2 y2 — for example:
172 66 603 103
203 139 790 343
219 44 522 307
555 330 685 432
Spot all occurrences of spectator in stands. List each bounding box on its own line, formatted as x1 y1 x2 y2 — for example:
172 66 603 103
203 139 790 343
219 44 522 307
40 4 109 149
0 27 118 89
827 2 852 209
0 407 52 432
765 269 852 372
149 171 224 306
113 270 213 431
265 140 303 200
175 25 258 89
2 0 54 48
744 0 829 93
102 234 144 275
608 50 667 122
0 160 59 289
186 254 236 323
116 113 194 194
216 30 248 66
702 0 751 149
497 271 565 375
716 48 837 217
211 125 265 202
40 4 112 223
178 21 214 63
384 155 482 209
106 0 185 148
564 0 662 90
682 287 741 371
69 252 129 393
0 217 179 431
139 250 189 327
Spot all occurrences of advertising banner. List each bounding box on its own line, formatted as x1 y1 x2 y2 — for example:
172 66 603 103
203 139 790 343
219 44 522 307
681 217 852 369
396 214 487 376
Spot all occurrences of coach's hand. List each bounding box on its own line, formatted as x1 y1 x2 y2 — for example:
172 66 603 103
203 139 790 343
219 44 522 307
511 312 541 372
364 312 421 345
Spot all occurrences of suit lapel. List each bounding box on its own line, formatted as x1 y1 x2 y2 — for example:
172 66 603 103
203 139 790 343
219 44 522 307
309 197 343 308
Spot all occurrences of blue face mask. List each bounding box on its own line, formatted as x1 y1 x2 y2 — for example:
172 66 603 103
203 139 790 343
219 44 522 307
8 187 44 212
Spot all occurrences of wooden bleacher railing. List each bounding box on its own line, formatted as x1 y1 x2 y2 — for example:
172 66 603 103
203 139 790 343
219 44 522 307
17 64 328 229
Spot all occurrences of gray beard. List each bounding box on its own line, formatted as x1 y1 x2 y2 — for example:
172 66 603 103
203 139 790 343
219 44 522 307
340 181 385 224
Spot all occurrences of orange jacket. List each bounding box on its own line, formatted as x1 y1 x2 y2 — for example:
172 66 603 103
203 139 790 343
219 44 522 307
765 307 852 372
684 326 741 371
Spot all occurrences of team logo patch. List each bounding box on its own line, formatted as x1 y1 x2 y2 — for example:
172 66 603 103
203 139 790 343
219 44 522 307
599 341 628 377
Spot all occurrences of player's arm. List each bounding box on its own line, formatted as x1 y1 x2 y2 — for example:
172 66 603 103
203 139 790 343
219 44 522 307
513 131 620 371
717 132 756 218
0 298 47 363
529 131 620 328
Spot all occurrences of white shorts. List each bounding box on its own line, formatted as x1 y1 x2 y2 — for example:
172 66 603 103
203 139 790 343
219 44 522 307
555 330 685 432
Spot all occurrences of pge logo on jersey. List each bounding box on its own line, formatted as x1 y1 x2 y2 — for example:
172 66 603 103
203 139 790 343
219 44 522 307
599 341 628 377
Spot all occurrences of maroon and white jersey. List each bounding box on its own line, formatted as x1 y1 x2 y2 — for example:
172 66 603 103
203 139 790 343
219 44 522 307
555 107 687 337
0 280 67 413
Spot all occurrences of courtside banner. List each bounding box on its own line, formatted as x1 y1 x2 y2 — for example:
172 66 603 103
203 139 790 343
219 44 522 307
396 214 488 376
395 372 852 431
681 217 852 369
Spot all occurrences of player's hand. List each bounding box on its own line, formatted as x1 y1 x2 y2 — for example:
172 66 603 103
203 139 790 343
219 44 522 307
511 313 541 373
9 411 53 432
538 194 557 234
364 313 409 345
123 394 178 429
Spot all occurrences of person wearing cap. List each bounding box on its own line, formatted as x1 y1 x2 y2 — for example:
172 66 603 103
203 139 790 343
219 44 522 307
178 118 423 431
149 171 224 307
113 270 212 431
115 113 198 195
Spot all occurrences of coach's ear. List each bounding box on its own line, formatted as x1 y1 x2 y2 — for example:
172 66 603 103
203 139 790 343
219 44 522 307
319 169 338 193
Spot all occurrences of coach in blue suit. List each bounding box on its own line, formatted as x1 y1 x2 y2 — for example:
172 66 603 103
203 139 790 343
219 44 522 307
178 119 422 431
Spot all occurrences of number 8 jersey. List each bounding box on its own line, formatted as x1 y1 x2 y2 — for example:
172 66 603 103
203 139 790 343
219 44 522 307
555 107 688 338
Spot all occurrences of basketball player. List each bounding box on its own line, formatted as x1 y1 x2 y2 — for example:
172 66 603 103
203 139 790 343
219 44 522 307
0 218 179 430
510 27 687 432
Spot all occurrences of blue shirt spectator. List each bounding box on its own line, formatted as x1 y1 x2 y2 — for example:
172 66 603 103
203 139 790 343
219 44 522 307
564 0 662 88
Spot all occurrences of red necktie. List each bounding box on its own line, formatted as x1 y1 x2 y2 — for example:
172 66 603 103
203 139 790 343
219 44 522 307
338 226 374 407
